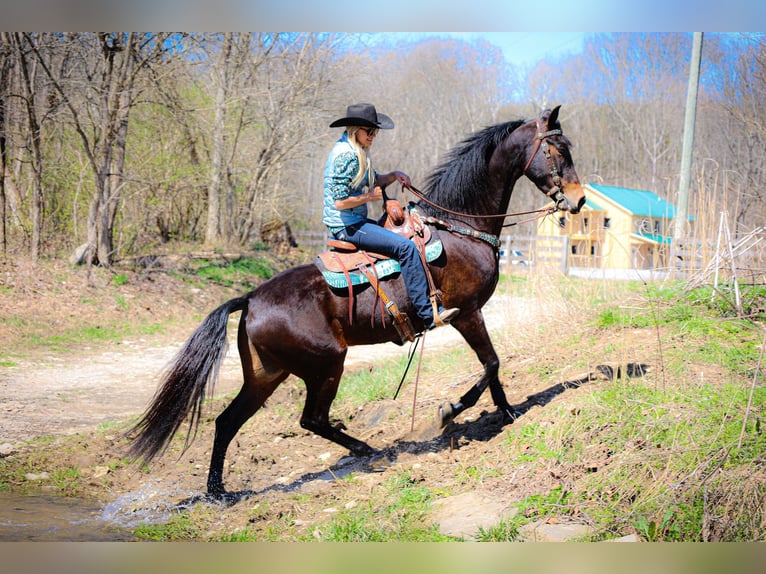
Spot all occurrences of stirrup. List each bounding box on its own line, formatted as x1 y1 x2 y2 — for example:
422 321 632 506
428 306 459 330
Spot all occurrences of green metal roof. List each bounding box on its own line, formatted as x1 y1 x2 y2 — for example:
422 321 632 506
587 183 691 220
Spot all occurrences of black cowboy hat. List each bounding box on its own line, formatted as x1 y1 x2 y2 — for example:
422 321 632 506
329 103 394 129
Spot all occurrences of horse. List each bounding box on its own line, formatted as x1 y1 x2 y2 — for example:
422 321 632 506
125 105 585 497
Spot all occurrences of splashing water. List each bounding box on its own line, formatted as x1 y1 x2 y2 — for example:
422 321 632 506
0 480 198 541
101 479 198 529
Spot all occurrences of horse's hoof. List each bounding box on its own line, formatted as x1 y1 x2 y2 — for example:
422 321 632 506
438 402 455 427
206 486 227 500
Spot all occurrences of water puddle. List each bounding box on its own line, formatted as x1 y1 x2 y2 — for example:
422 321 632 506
0 481 196 541
0 492 136 541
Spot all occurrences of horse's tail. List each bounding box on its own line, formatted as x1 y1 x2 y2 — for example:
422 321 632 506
125 295 250 464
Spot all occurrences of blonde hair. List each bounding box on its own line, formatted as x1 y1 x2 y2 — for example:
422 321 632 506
346 127 375 189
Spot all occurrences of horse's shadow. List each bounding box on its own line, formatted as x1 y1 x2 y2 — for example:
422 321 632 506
179 362 648 508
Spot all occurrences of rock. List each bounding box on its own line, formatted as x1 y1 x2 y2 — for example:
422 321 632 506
518 519 595 542
24 472 50 481
69 243 91 265
92 466 111 478
431 490 519 540
0 443 15 457
603 534 640 542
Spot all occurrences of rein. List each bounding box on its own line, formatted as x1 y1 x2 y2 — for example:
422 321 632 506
406 183 553 221
398 118 567 244
405 183 556 249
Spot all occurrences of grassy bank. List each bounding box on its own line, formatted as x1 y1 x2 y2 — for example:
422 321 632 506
0 258 763 541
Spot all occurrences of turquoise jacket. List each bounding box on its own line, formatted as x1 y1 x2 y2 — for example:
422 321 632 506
322 133 375 232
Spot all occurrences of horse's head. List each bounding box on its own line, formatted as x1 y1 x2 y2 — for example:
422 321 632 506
523 105 585 214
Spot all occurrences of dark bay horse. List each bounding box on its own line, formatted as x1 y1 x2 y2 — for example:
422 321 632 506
126 105 585 497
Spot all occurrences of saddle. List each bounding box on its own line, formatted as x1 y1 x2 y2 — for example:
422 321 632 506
313 199 439 343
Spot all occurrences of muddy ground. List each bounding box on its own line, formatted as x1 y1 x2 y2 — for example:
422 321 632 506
0 255 663 540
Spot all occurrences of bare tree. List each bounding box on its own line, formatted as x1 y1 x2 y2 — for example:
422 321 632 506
231 33 341 243
700 34 766 235
205 32 234 244
8 33 45 261
24 32 173 266
351 37 508 199
0 33 9 258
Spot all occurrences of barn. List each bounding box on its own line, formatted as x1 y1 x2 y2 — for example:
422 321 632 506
536 183 694 271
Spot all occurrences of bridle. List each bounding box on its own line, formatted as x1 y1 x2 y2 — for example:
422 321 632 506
523 119 567 209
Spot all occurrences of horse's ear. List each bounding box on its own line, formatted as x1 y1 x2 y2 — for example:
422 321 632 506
546 105 561 127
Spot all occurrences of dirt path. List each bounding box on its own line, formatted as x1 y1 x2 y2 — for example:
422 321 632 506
0 294 521 446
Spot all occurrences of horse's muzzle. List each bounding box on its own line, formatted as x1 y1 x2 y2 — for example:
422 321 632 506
561 184 585 214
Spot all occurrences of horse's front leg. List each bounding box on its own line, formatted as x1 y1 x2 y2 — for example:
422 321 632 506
439 310 517 426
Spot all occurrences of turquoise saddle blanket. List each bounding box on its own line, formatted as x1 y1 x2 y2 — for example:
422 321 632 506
316 240 443 289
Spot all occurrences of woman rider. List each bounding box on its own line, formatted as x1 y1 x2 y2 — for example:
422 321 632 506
322 102 458 330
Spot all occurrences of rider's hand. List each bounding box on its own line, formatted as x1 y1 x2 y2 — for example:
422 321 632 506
394 171 411 188
368 186 384 201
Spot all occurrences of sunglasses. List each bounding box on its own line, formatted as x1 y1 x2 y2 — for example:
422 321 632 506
359 127 379 137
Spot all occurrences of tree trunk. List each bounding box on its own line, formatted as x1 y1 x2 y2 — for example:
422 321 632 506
206 33 233 245
0 33 8 258
13 33 44 262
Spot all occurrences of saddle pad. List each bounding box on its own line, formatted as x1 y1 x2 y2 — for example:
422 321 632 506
315 240 443 289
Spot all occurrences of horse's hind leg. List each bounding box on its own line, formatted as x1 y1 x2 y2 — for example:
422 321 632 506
207 325 287 497
299 362 376 458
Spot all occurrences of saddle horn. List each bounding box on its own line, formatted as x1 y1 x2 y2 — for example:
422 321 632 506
382 186 406 226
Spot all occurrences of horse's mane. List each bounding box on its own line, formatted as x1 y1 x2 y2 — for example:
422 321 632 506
420 119 526 217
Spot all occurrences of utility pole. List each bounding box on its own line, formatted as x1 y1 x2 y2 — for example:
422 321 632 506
673 32 704 249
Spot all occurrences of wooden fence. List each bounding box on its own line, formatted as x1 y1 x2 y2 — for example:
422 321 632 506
499 234 569 274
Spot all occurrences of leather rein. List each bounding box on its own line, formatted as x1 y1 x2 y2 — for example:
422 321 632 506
401 118 568 232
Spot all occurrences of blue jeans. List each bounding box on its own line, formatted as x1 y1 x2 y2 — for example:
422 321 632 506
333 220 433 323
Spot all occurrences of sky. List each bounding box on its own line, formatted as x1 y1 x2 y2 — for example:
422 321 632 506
458 33 588 68
381 32 590 69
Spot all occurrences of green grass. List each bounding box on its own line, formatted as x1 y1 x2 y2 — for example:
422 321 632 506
309 470 454 541
112 273 129 286
211 470 456 542
190 256 275 288
594 283 763 375
21 322 167 353
0 314 169 358
134 511 201 541
335 356 407 405
496 377 765 541
336 343 475 407
475 486 572 542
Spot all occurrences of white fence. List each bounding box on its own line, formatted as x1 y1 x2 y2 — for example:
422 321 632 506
499 234 569 274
